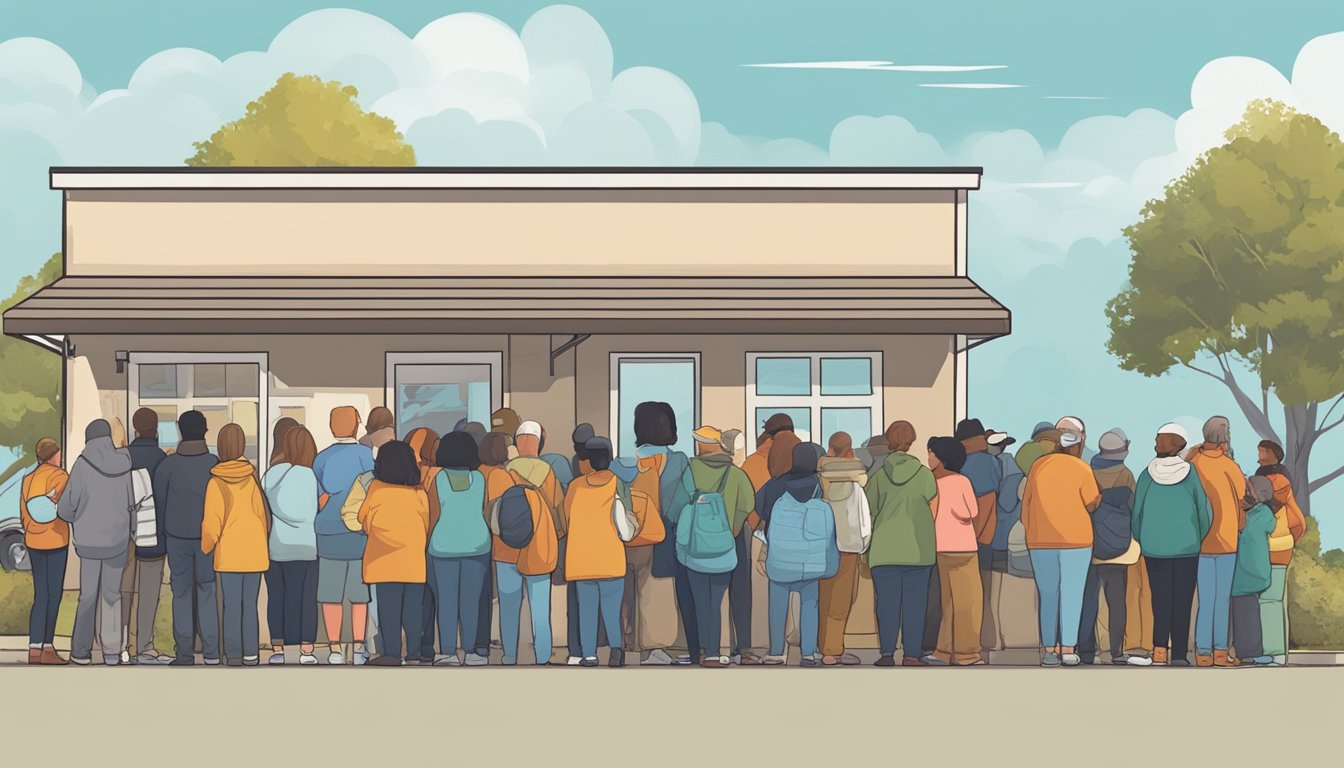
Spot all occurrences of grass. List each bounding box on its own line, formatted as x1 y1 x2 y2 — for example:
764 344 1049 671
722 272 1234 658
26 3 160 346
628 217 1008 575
0 567 175 655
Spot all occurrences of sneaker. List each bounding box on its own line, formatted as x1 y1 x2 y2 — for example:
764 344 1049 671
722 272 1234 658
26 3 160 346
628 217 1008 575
268 653 286 665
243 656 260 667
367 655 403 667
732 653 761 666
136 652 173 665
799 656 822 667
762 654 787 665
353 647 370 666
169 658 194 667
104 657 122 667
327 651 346 666
1111 656 1130 666
120 650 131 664
1248 655 1274 666
1041 652 1062 667
920 655 949 666
566 656 583 666
902 657 926 667
837 652 862 666
874 655 897 667
700 656 731 668
641 649 674 665
465 653 489 667
203 657 221 666
580 657 599 667
608 649 625 668
673 654 695 666
1127 655 1153 667
1270 655 1287 666
70 656 92 666
434 655 462 667
1079 655 1096 666
28 647 43 665
299 653 318 666
1062 653 1081 667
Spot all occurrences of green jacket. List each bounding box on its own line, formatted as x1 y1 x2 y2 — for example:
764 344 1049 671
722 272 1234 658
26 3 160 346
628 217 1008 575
1015 441 1046 476
689 456 756 536
865 452 938 567
1132 458 1213 558
1232 504 1276 596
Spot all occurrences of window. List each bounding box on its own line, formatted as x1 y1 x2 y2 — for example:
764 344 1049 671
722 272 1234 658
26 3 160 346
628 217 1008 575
386 353 503 438
611 353 700 457
746 352 882 450
129 353 267 461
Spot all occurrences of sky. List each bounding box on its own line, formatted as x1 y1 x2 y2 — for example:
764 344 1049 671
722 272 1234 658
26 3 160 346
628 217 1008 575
2 1 1344 545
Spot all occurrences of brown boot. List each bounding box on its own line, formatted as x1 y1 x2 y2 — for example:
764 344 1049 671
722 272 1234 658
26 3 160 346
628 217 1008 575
1196 654 1214 667
1152 647 1169 665
1213 650 1239 668
40 647 69 665
28 648 42 665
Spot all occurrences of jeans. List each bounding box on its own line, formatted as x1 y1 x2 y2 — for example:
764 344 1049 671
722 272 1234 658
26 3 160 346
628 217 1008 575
768 578 819 658
421 556 437 660
1078 563 1128 661
1258 565 1288 657
1231 593 1264 659
576 578 624 658
430 554 490 656
220 572 262 661
1029 547 1092 648
686 569 731 658
168 536 220 662
729 527 753 655
29 547 68 646
72 549 127 661
1196 553 1236 653
674 560 701 662
871 564 932 660
476 562 494 655
264 560 318 645
375 582 425 662
496 561 552 664
1147 555 1199 660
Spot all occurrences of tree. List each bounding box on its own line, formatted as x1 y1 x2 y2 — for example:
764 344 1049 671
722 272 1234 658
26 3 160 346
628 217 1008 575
186 73 415 166
1107 99 1344 515
0 253 63 484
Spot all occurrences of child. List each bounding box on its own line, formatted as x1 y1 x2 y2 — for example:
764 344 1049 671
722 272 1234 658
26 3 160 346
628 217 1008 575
1231 476 1278 666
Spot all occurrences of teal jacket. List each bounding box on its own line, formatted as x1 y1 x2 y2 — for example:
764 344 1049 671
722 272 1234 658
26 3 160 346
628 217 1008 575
1132 457 1212 558
1232 504 1276 596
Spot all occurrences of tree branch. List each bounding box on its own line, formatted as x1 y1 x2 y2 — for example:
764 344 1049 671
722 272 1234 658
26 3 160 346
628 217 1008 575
1310 464 1344 495
1319 393 1344 429
1181 359 1281 443
1187 238 1232 294
1233 228 1270 270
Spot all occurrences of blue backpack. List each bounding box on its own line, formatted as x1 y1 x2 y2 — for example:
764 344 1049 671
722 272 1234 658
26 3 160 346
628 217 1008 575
676 469 738 574
429 470 491 558
765 486 839 583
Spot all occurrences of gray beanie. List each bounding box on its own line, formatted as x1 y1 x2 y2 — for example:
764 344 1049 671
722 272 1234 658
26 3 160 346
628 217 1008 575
85 419 111 441
1097 428 1130 459
1203 416 1231 445
1249 475 1275 505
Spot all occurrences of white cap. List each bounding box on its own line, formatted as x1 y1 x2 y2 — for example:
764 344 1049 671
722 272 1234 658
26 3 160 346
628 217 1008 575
516 420 542 439
1058 431 1081 447
1157 422 1189 442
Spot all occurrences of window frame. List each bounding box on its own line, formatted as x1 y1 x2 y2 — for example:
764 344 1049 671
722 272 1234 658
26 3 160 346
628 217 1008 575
745 351 883 453
609 352 702 457
384 351 505 438
128 352 269 459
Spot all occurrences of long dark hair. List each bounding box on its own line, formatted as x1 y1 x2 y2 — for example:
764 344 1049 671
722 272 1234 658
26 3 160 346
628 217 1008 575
374 440 421 487
634 401 677 447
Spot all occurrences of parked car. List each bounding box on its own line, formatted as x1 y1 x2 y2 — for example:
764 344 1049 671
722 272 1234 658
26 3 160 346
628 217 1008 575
0 466 32 571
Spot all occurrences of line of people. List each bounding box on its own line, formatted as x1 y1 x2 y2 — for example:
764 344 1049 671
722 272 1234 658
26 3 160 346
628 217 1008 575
17 402 1306 667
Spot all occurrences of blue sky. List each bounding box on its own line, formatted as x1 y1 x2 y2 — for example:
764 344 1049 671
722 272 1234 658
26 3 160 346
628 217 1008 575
3 1 1344 545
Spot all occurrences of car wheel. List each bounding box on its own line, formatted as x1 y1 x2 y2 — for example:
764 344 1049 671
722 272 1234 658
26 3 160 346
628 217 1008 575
1 531 29 571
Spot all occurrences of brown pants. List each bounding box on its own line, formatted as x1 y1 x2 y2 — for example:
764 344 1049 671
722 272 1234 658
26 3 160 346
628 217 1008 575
818 553 861 656
934 552 984 665
622 546 678 652
1124 557 1154 654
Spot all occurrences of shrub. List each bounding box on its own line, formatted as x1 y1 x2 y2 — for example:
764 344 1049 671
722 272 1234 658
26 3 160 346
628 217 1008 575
1288 518 1344 649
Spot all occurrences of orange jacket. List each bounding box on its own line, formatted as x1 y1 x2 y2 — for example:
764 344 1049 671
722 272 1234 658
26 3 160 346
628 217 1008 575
20 463 69 551
1264 472 1306 565
1189 447 1246 555
201 460 270 573
562 471 626 581
358 480 430 584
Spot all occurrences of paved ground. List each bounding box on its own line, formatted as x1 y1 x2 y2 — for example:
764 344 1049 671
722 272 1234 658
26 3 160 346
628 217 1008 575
5 662 1341 765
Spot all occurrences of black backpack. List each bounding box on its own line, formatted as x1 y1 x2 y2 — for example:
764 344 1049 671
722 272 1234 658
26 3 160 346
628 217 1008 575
493 485 535 549
1091 485 1133 560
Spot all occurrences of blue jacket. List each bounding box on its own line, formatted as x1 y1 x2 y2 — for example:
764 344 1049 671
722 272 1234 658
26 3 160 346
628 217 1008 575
129 437 168 558
312 441 374 560
264 463 320 562
153 440 219 540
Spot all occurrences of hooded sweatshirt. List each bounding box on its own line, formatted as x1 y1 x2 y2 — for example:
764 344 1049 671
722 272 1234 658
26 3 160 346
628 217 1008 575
263 462 320 562
562 470 628 581
689 452 756 535
357 480 430 584
1188 445 1247 554
1255 465 1306 565
201 460 270 573
154 440 220 540
754 444 822 537
1232 503 1276 597
864 451 939 568
128 436 168 559
57 434 134 560
21 463 70 551
1132 457 1213 558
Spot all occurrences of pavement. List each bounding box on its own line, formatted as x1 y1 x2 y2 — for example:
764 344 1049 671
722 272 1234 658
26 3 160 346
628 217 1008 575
3 643 1342 766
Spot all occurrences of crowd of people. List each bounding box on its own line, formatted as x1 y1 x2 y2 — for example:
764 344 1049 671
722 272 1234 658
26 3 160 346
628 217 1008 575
17 401 1306 668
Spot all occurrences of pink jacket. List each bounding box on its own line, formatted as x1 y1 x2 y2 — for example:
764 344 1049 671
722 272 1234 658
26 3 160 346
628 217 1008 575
934 473 979 553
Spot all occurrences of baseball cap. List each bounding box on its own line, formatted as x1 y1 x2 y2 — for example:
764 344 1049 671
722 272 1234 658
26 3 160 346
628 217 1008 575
693 425 722 444
986 431 1015 449
516 420 542 439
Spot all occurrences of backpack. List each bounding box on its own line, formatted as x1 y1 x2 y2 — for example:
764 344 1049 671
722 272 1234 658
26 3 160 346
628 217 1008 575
505 469 561 576
491 484 536 550
429 470 491 558
824 477 871 554
676 469 738 573
765 486 839 583
1091 486 1134 561
130 467 158 549
1006 520 1033 578
625 454 668 547
26 492 58 525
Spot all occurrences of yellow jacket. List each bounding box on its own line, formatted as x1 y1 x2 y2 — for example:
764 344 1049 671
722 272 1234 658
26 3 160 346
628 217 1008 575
202 460 270 573
1189 447 1246 555
358 480 430 584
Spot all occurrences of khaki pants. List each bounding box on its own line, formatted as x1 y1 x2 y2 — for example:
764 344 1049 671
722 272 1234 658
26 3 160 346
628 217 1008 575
818 553 861 656
622 546 678 652
998 573 1041 649
1124 557 1154 654
934 552 983 665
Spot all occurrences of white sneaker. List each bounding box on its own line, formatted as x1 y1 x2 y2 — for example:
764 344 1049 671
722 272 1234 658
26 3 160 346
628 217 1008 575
434 655 462 667
464 653 489 667
268 653 286 665
203 657 221 666
1127 655 1153 667
566 656 583 666
120 650 131 664
327 651 345 666
1062 653 1081 666
641 649 675 665
70 656 92 666
299 653 318 665
352 648 370 666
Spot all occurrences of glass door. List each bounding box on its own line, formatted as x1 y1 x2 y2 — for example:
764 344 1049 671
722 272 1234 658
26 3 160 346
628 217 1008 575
610 353 700 457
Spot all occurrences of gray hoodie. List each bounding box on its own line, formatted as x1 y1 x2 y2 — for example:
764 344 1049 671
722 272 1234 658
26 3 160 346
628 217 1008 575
57 422 134 560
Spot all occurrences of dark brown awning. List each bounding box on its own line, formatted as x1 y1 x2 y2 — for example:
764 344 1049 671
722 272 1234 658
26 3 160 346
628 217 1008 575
3 275 1010 338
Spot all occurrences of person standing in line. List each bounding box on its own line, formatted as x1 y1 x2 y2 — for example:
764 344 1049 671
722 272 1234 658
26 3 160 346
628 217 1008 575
499 420 565 666
1232 476 1278 666
1079 428 1144 666
125 408 170 664
563 423 596 666
1020 417 1102 667
201 424 269 667
405 427 441 664
816 432 868 666
1014 422 1058 476
477 432 517 662
955 420 1000 658
926 437 985 666
264 425 321 665
1188 416 1246 668
984 431 1021 653
22 438 70 665
1253 440 1305 666
313 406 375 665
155 411 221 666
57 419 134 666
426 432 493 666
353 440 430 666
269 417 300 467
1132 423 1212 667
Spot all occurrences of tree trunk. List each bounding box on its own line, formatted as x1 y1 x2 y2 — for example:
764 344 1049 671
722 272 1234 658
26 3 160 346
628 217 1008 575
1283 402 1316 517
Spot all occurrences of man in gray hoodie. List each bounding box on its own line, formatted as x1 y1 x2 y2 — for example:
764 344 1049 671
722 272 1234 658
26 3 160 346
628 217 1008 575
57 419 134 665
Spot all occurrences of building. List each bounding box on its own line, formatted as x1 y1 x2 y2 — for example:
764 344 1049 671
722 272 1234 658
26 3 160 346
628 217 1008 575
4 166 1010 649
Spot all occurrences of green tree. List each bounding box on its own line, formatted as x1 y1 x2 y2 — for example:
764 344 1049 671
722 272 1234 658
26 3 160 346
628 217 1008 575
1107 99 1344 515
0 253 63 484
187 73 415 166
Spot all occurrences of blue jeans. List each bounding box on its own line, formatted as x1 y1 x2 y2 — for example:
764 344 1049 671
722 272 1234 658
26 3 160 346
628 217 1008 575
430 554 490 656
1029 547 1092 648
29 547 68 645
496 561 552 664
219 572 262 661
374 582 425 662
871 564 932 660
576 578 624 659
1196 553 1235 653
768 578 819 658
167 536 220 663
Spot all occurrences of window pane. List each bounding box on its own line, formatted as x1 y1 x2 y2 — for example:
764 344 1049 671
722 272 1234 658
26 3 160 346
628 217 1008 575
138 364 179 398
194 364 227 397
755 357 810 396
395 364 493 436
618 359 696 456
821 358 873 396
198 406 229 453
226 364 259 397
821 408 874 448
755 407 812 443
